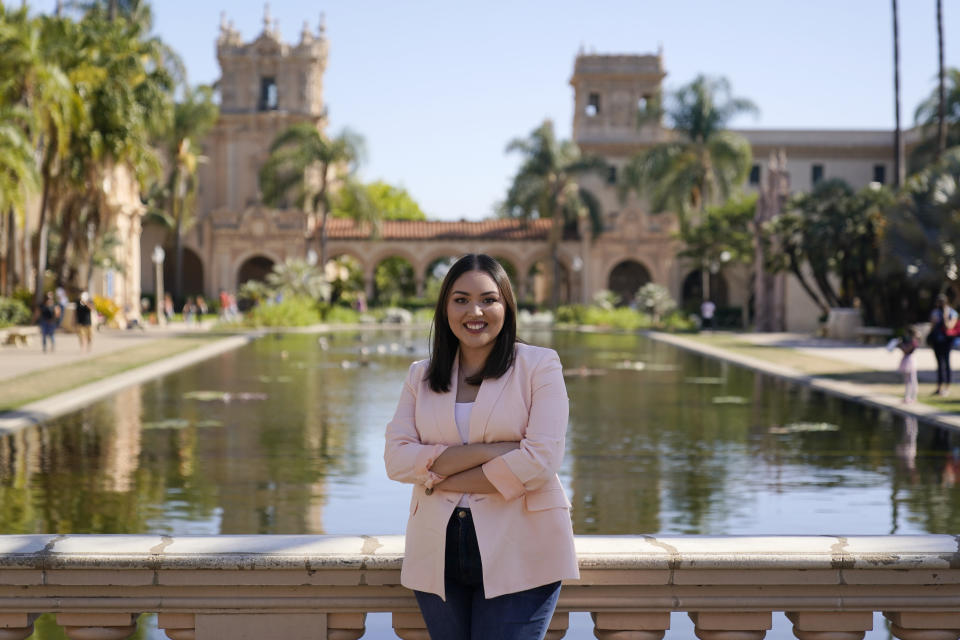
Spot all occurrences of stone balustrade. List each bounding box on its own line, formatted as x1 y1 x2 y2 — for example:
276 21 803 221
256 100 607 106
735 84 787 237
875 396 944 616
0 535 958 639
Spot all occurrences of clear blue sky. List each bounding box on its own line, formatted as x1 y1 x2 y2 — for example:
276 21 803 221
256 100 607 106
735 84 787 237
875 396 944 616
32 1 960 221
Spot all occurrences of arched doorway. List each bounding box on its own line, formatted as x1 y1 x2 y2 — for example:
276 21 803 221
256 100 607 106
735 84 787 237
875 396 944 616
681 270 729 311
162 247 205 299
607 260 652 306
237 255 275 287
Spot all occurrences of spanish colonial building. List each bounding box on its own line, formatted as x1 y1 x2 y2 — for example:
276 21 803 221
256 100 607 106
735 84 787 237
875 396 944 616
140 14 911 330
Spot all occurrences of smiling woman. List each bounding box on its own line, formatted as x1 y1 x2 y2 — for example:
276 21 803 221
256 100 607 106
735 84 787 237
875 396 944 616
384 253 578 640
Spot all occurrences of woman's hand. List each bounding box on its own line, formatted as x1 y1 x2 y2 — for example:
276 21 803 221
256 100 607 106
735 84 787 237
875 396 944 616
429 441 520 476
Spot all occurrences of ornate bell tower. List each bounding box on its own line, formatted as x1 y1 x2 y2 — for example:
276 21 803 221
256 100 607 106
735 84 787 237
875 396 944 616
198 6 329 214
569 51 666 156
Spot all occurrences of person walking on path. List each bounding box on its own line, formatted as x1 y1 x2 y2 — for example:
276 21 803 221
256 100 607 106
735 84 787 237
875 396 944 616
36 292 60 353
385 254 578 640
896 327 920 403
700 299 716 331
929 294 958 396
75 291 94 352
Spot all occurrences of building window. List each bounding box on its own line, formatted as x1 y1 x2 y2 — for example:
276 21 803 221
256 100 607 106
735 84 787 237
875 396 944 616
749 164 761 185
259 77 278 111
586 92 601 117
873 164 886 184
607 166 617 184
811 164 824 185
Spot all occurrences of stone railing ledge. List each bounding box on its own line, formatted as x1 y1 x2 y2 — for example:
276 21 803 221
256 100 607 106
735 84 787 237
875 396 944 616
1 534 959 639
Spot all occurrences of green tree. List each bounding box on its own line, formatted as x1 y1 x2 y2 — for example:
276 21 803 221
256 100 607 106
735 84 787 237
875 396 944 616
152 84 219 300
503 119 604 308
333 180 426 221
620 75 757 234
0 10 84 305
767 179 894 325
677 193 756 302
911 68 960 171
884 148 960 307
259 123 365 267
0 104 39 295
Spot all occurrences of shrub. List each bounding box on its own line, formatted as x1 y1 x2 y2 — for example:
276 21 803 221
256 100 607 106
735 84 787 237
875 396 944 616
322 305 360 324
244 296 322 327
635 283 676 322
93 295 120 325
0 297 31 327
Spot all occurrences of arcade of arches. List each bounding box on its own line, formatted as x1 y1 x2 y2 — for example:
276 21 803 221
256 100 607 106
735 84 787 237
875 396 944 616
142 216 749 311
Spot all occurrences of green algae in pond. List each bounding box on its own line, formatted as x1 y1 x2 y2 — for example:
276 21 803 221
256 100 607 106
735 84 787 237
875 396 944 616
142 419 191 430
713 396 749 405
183 390 228 401
142 419 223 430
257 375 293 383
685 376 725 385
769 422 840 434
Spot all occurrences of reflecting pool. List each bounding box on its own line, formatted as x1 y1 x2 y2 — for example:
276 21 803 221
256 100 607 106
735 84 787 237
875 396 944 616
2 329 957 639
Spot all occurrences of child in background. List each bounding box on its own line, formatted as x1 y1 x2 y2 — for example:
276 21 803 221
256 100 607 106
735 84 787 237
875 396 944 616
897 328 920 404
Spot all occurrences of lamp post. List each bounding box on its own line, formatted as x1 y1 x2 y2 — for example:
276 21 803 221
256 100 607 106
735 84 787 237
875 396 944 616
152 246 165 327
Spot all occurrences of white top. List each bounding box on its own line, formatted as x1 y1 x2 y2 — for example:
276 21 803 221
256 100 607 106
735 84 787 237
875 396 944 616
454 402 473 507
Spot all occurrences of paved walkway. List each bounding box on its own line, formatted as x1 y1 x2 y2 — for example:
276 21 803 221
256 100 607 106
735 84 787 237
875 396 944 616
0 321 216 383
649 331 960 431
0 320 249 434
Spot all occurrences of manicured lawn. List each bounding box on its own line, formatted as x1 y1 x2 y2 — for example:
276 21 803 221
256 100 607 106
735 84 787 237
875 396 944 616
0 336 218 412
683 333 960 415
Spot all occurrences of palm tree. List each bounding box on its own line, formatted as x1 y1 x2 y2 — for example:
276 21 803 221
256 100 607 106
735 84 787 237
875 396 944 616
892 0 905 185
937 0 946 159
912 69 960 170
0 105 39 295
503 119 604 308
259 123 365 267
0 11 84 306
158 84 219 300
619 75 757 235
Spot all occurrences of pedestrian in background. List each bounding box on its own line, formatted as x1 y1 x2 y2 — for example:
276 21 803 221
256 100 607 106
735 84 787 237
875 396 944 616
36 292 60 353
75 291 94 352
929 294 958 396
896 327 920 404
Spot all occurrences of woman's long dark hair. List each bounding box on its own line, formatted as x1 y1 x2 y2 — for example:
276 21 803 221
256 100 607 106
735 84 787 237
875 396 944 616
426 254 518 392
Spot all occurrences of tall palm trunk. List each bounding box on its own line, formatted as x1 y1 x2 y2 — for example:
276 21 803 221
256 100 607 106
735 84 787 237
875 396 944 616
33 156 54 306
549 214 562 309
892 0 905 186
937 0 947 159
317 168 330 268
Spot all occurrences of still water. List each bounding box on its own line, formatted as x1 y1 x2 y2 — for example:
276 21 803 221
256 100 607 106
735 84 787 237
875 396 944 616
2 330 957 639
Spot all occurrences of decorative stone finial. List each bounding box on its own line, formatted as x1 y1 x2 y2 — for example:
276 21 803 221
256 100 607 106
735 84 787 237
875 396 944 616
263 2 272 32
318 12 326 36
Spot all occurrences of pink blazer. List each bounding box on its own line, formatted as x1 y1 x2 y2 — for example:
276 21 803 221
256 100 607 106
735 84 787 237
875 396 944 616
384 343 579 599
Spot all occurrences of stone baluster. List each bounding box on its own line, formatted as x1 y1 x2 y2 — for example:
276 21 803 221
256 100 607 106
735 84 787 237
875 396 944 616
158 613 194 640
885 612 960 640
544 611 568 640
393 612 430 640
56 613 137 640
0 614 35 640
591 611 670 640
690 612 772 640
786 612 873 640
326 612 365 640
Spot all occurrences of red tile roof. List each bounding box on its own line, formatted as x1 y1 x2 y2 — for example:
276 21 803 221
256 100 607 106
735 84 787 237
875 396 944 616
325 218 555 241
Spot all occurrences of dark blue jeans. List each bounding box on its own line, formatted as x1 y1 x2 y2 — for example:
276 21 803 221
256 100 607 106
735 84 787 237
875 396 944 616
934 341 953 387
414 508 561 640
